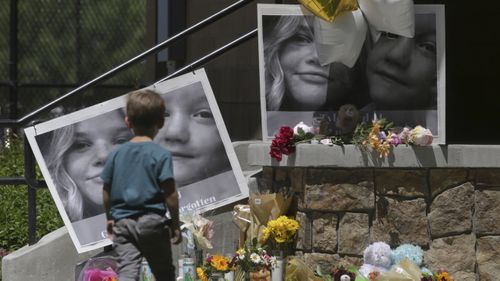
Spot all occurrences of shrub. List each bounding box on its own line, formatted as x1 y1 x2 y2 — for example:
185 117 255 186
0 136 63 278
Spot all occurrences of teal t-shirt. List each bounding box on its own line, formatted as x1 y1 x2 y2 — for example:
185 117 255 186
100 141 174 221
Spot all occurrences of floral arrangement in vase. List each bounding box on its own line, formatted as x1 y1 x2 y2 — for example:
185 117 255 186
180 213 215 250
233 238 276 279
261 215 300 256
196 254 236 281
180 213 215 268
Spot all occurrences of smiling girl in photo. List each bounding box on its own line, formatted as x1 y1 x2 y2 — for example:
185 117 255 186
44 109 133 222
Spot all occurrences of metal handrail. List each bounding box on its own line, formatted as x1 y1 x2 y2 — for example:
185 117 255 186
0 0 255 128
0 0 258 245
159 28 257 83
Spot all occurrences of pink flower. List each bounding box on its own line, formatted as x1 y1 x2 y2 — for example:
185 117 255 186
398 127 411 143
83 269 117 281
388 132 401 146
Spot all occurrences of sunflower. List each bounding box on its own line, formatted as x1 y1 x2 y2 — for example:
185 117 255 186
210 255 229 272
196 267 208 281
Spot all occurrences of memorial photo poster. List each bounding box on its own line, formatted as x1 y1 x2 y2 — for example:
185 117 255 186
258 4 446 143
25 69 249 253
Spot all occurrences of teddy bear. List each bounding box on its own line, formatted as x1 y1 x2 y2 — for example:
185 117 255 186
392 244 432 276
335 104 360 136
359 242 393 278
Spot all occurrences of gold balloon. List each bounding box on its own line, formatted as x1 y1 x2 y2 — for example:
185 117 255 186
299 0 359 22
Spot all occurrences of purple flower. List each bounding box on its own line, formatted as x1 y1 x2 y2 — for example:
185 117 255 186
378 131 387 140
388 133 401 146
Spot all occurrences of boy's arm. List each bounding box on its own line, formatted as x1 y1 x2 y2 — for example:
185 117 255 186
160 179 182 245
102 183 114 239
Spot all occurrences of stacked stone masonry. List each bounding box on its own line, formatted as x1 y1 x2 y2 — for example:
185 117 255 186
259 167 500 281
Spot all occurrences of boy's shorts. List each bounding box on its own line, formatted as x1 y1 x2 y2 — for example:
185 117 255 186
113 213 175 281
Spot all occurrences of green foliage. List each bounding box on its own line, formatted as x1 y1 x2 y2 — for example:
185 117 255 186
352 121 372 145
352 118 394 146
0 137 63 253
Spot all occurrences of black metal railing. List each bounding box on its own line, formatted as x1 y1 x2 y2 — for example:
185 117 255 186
0 0 258 245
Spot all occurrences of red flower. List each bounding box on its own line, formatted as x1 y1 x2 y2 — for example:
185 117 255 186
269 144 282 161
269 126 296 161
279 126 294 139
281 142 295 155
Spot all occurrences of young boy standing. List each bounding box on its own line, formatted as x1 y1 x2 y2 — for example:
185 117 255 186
101 89 182 281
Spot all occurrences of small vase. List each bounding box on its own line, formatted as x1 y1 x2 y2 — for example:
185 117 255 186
195 249 204 267
210 272 225 281
224 271 235 281
140 259 156 281
249 269 271 281
271 257 284 281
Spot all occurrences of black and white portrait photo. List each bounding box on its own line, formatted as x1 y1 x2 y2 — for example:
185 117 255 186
35 108 133 249
25 69 248 253
153 80 243 214
258 4 445 143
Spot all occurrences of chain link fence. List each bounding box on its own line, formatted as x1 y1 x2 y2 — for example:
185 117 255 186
0 0 149 120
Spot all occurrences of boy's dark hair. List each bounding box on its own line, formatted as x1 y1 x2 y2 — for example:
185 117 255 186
126 89 165 129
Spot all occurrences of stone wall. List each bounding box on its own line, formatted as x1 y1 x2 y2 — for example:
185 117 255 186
259 167 500 281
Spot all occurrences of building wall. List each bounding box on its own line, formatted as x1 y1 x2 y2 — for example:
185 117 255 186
179 1 500 143
184 0 274 140
259 166 500 281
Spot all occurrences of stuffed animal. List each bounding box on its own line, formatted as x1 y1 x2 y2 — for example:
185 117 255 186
392 244 432 275
359 242 392 278
335 104 360 136
340 275 351 281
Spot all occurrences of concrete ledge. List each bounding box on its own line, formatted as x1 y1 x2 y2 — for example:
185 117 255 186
248 143 500 168
2 227 100 281
2 141 261 281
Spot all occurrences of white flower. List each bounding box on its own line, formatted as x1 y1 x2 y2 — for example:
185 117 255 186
293 121 313 135
239 254 245 260
320 138 333 146
269 256 277 268
250 253 262 264
410 126 433 146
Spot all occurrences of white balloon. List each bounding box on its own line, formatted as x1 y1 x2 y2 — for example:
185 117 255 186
314 9 367 68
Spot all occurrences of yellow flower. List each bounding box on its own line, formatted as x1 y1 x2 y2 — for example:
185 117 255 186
436 272 453 281
197 267 208 281
265 216 300 244
363 120 392 158
210 255 229 271
262 227 270 242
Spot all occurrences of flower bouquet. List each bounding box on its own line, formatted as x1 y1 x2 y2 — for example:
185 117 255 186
269 118 434 161
180 213 215 267
261 215 300 257
180 213 215 250
234 238 276 281
269 126 296 162
196 254 236 281
77 256 118 281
